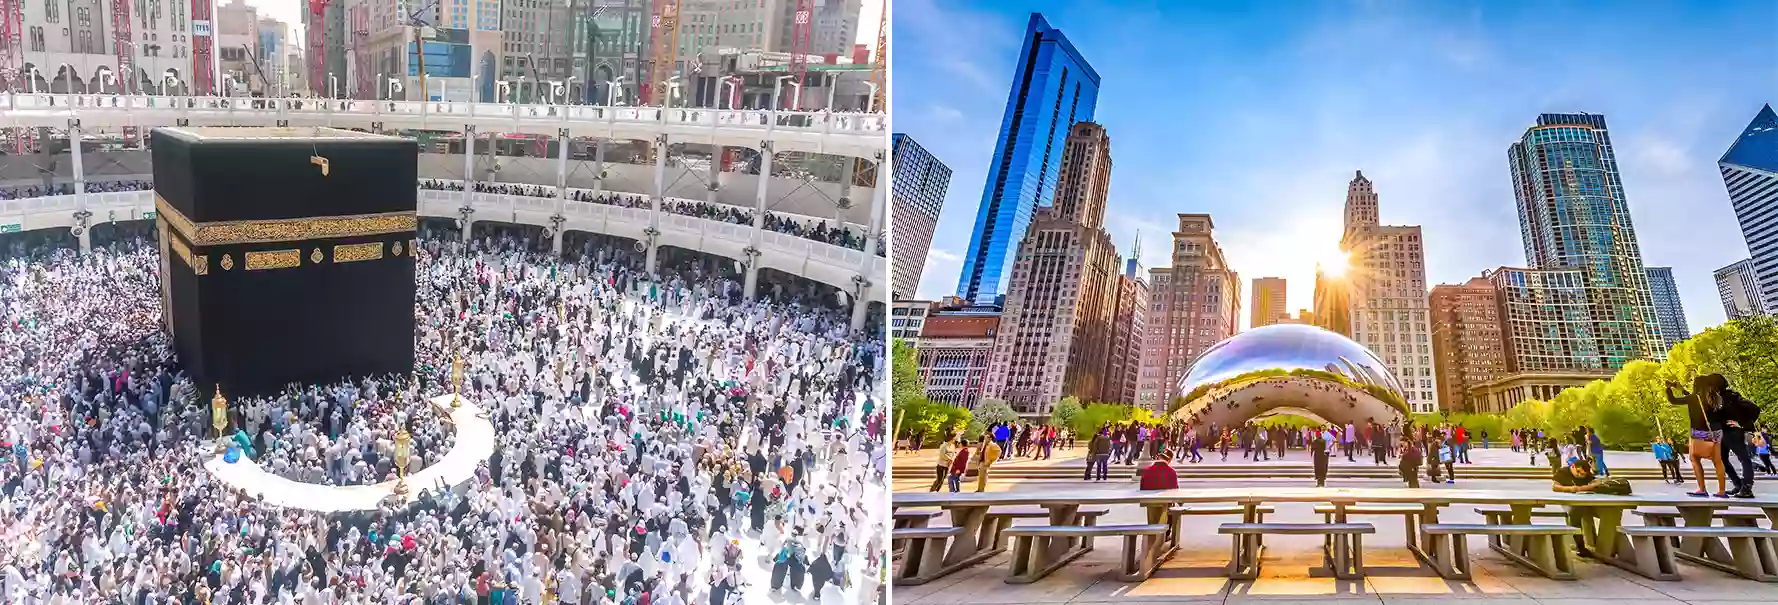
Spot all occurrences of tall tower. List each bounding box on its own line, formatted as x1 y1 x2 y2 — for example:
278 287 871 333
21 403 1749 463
1338 172 1438 413
1508 112 1664 365
1645 267 1689 353
1344 170 1378 232
1720 104 1778 312
983 122 1118 416
1136 213 1239 410
955 13 1100 306
1250 277 1287 328
890 133 955 300
1716 258 1767 320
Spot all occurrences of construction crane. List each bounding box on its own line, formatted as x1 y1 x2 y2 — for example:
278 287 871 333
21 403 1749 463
406 0 440 102
350 2 369 98
644 0 679 106
870 2 884 112
0 0 20 92
308 0 327 96
111 0 133 93
785 0 812 109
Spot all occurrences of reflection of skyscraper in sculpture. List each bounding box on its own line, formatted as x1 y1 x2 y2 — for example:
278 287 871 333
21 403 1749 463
982 122 1119 416
1136 214 1240 410
1334 171 1438 414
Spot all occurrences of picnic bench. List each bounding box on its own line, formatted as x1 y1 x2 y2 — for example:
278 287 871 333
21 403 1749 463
1004 524 1168 583
985 506 1110 554
1423 523 1582 580
1221 522 1374 580
891 488 1778 585
892 526 964 585
1614 525 1778 581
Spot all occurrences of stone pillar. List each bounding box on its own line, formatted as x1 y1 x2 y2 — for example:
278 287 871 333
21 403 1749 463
835 157 856 227
589 139 606 197
70 123 89 253
644 134 668 275
850 152 884 332
460 125 477 243
705 145 722 207
744 141 772 300
552 129 569 256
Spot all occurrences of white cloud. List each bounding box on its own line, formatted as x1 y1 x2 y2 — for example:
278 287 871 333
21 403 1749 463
914 248 962 300
929 104 964 122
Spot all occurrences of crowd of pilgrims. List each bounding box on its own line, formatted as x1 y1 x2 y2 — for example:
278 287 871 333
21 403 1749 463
415 181 876 255
0 180 154 200
0 224 889 604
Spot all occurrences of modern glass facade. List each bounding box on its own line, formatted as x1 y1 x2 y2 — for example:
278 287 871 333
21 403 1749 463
954 13 1099 305
1720 105 1778 312
1644 266 1689 353
890 133 954 300
1507 113 1664 368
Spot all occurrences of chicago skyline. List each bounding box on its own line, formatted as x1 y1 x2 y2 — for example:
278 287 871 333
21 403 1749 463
896 1 1770 334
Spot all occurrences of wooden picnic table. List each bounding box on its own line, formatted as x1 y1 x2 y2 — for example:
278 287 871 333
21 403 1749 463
892 488 1778 582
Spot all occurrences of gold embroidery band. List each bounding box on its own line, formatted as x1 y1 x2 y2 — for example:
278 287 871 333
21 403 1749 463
166 232 209 275
245 249 302 271
333 242 384 263
154 193 416 246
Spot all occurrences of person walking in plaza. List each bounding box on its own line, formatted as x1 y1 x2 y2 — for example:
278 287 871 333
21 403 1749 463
1481 428 1491 450
1311 429 1330 487
1343 421 1357 462
948 439 972 493
1586 426 1609 476
1086 428 1112 481
1370 421 1389 466
1755 429 1773 474
1653 437 1681 484
931 435 957 492
1454 425 1471 463
1667 375 1731 497
1398 435 1422 488
975 437 1002 492
1439 433 1457 484
1188 430 1204 463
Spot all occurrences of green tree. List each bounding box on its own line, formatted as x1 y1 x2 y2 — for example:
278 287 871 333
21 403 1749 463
966 398 1020 440
1051 397 1084 430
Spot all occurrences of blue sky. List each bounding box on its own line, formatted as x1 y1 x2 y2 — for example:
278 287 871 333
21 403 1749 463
895 0 1778 332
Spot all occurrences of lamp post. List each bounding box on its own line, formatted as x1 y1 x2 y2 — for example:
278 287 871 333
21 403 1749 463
387 77 403 101
786 80 803 112
607 75 624 106
496 80 510 104
211 384 229 455
328 71 337 99
564 76 576 105
25 66 39 93
665 75 680 109
864 81 879 113
376 72 383 99
162 69 178 95
517 75 527 104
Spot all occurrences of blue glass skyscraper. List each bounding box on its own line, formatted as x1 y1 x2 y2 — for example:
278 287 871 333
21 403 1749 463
954 13 1099 305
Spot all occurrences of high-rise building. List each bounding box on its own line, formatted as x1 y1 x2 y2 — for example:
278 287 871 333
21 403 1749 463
12 0 201 94
983 122 1118 416
1489 267 1604 373
914 305 1002 410
1103 257 1149 405
1429 277 1507 413
1716 258 1767 320
890 300 933 340
955 13 1099 305
1136 214 1239 411
1644 266 1689 352
1337 171 1438 413
1720 105 1778 313
890 134 954 300
1251 277 1287 328
1508 112 1665 365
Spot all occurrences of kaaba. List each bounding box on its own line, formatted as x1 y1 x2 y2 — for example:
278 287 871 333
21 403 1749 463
153 127 418 398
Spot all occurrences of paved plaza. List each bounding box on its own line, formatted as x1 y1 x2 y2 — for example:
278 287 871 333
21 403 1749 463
891 474 1778 605
893 443 1668 472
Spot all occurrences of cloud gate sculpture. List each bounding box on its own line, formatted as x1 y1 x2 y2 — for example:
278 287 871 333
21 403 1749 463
1169 324 1410 429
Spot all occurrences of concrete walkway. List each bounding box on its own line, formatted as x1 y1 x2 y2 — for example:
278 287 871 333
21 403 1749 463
895 443 1665 470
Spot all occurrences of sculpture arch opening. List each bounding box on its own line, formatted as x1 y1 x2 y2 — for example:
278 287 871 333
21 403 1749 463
1170 324 1410 430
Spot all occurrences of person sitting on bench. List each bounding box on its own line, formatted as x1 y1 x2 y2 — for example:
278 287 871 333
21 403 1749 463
1138 451 1179 490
